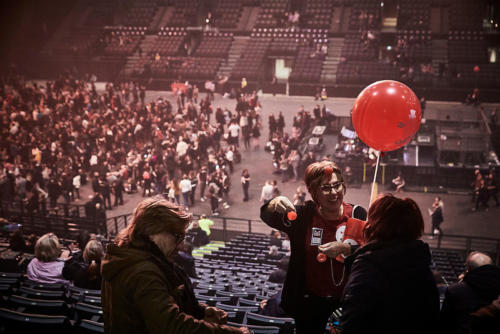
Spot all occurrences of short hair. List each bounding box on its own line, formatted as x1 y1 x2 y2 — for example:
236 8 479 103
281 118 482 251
466 251 493 271
76 230 91 250
304 160 344 202
115 197 191 248
278 257 290 270
83 239 104 264
35 233 61 262
364 194 424 243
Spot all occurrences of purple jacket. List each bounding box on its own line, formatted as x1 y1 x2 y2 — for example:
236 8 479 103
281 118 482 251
27 258 72 285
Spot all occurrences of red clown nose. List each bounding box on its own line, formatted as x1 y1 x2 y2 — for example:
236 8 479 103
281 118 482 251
324 166 333 176
317 253 327 263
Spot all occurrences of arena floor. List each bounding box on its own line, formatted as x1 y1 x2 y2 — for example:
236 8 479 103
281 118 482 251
73 87 500 241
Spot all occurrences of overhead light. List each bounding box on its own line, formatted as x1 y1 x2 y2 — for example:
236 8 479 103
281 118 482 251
387 46 392 50
381 2 384 7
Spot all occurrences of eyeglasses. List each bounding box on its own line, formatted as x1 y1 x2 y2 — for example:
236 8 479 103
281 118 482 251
319 182 344 193
173 233 185 245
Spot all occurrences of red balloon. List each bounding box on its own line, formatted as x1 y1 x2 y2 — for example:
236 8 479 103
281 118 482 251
473 65 480 73
352 80 422 152
287 211 297 221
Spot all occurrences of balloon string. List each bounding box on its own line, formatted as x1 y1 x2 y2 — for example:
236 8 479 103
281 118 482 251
370 153 381 206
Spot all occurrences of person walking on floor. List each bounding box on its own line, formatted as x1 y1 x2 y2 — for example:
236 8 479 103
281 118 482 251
241 169 250 202
429 196 444 238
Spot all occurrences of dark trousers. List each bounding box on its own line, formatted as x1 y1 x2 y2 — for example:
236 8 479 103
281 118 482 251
294 294 339 334
210 196 218 213
114 192 123 206
199 182 206 198
243 183 249 201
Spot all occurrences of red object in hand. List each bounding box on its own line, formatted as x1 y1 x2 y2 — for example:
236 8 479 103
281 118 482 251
324 166 333 176
287 211 297 221
352 80 422 152
317 252 327 263
473 65 480 73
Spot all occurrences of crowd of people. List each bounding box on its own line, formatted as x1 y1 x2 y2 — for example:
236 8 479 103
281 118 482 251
0 72 272 221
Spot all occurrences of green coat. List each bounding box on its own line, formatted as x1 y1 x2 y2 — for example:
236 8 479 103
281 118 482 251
101 242 240 334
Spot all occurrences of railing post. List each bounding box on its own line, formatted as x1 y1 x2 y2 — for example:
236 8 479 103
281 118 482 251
496 240 500 267
248 220 252 234
465 238 472 255
114 217 119 235
222 218 227 242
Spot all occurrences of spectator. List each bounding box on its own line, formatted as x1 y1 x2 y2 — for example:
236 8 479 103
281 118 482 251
269 257 289 284
486 170 499 206
27 233 71 285
392 174 405 192
180 174 192 209
429 196 444 238
270 229 282 248
440 251 500 334
197 214 214 237
9 229 33 253
113 177 125 207
101 198 248 333
471 169 483 203
63 239 104 290
241 169 250 202
265 245 283 262
261 160 366 334
259 290 288 318
260 180 274 203
473 179 489 212
293 186 307 206
340 194 439 333
187 221 210 247
174 241 198 279
189 171 198 207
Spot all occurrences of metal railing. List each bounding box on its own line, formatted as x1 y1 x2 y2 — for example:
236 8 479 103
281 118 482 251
107 213 500 265
1 200 88 219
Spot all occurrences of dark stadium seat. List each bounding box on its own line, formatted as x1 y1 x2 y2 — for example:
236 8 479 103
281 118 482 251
18 286 65 300
227 321 280 334
238 298 261 307
246 312 295 334
215 290 249 305
79 319 105 334
73 302 103 322
8 295 68 316
195 295 231 307
215 302 260 324
0 307 73 334
22 280 65 291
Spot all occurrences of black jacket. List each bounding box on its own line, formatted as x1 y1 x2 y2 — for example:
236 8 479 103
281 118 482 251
260 200 317 317
101 241 240 334
62 252 101 290
340 240 440 334
440 264 500 334
260 200 365 317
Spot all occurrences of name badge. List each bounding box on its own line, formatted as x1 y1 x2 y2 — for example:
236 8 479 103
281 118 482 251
311 227 323 246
